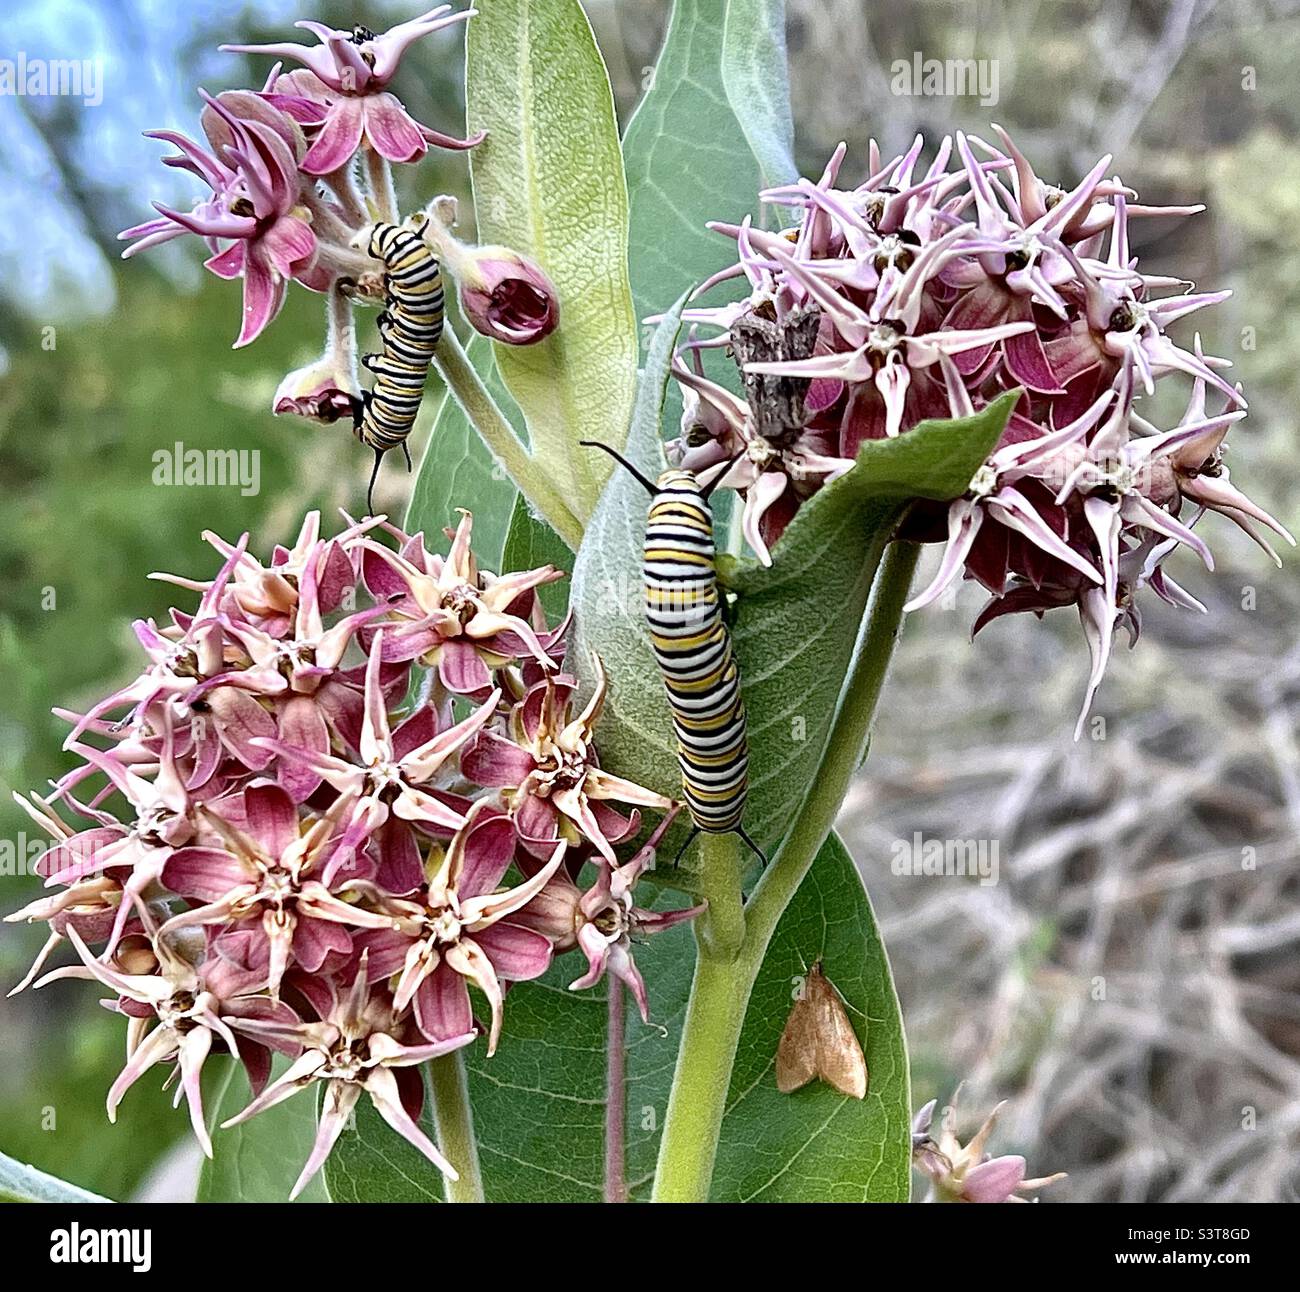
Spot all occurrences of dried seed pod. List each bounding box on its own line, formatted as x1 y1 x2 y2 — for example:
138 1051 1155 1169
775 960 868 1099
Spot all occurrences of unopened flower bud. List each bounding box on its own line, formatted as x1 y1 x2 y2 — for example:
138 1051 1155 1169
424 211 559 345
273 357 362 425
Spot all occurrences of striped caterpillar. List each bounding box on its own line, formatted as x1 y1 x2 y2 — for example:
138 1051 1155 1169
582 441 766 866
354 219 445 511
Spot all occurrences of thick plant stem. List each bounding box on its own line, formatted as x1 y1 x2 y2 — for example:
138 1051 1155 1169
605 980 628 1203
365 146 398 224
650 539 920 1203
429 1052 485 1203
696 830 746 957
431 329 585 549
744 540 920 949
650 951 750 1201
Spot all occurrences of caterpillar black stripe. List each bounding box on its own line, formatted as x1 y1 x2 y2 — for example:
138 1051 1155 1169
355 220 445 511
581 440 766 867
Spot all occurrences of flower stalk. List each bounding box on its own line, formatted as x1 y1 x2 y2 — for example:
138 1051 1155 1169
428 1052 485 1204
604 980 628 1204
430 327 585 548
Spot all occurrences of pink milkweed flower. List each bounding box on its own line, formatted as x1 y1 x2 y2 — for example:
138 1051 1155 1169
273 354 363 424
221 962 476 1197
741 229 1036 438
32 926 295 1157
519 807 704 1021
911 1093 1065 1203
254 630 498 838
360 804 563 1054
118 128 241 260
1146 347 1296 564
360 510 568 696
223 7 484 175
672 358 854 567
159 784 399 998
462 658 676 864
60 534 254 749
42 724 198 956
1054 206 1244 408
4 791 149 993
150 511 375 639
135 91 328 347
904 375 1112 612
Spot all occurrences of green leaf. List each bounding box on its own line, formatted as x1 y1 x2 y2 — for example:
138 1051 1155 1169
624 0 792 327
465 0 638 525
325 1087 447 1203
330 827 904 1200
569 300 685 853
0 1150 110 1203
406 332 521 569
197 1058 328 1202
721 0 797 191
622 0 795 447
501 493 574 621
573 390 1020 870
706 830 911 1200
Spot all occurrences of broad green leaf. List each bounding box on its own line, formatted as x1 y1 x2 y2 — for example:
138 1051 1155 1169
720 0 797 191
574 390 1021 871
465 0 638 524
622 0 795 453
327 828 906 1200
325 1086 446 1203
0 1150 110 1203
624 0 791 326
197 1058 328 1202
705 830 911 1201
501 493 574 621
569 300 683 850
406 332 521 569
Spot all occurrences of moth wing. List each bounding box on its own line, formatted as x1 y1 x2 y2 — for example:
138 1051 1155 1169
775 992 820 1093
808 967 869 1100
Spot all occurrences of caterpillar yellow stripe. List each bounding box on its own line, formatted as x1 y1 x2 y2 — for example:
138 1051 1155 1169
354 220 445 512
581 441 766 866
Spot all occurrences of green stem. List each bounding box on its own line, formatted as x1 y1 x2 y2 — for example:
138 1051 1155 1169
696 830 746 958
744 540 920 949
428 1052 484 1203
650 952 751 1201
431 328 585 550
650 539 920 1202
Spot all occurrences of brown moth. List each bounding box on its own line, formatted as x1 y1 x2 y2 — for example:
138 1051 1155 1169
775 960 868 1099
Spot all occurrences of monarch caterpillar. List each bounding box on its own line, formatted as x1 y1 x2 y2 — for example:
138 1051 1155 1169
581 440 766 867
354 219 445 511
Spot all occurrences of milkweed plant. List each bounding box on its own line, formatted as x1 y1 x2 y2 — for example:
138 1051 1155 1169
5 2 1289 1205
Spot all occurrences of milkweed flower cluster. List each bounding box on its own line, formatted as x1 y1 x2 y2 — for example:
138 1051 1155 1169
118 5 556 387
672 130 1292 732
911 1094 1065 1203
6 511 696 1198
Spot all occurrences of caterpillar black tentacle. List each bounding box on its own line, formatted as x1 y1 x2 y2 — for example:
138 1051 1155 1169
582 440 767 869
355 220 445 514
